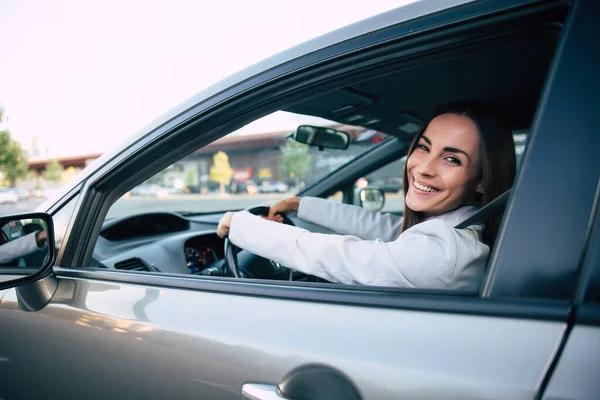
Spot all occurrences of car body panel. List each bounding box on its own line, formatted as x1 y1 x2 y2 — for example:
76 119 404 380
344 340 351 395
542 325 600 400
1 275 564 399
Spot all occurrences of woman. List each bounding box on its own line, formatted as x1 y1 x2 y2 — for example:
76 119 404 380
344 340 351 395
217 102 516 290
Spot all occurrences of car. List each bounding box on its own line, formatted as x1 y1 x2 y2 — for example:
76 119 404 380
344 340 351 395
129 184 158 196
1 1 599 399
12 188 29 201
0 187 18 204
230 180 258 195
369 177 403 193
258 181 289 194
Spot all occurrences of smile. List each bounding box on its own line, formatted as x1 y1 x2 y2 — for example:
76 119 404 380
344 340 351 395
413 180 441 193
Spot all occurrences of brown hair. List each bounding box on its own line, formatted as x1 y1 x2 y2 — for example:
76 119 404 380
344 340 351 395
401 102 516 247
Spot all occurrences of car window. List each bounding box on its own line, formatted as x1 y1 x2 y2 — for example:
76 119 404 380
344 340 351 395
106 111 390 219
52 194 79 258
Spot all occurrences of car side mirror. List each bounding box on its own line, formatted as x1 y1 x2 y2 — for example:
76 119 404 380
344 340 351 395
359 188 385 212
0 212 55 291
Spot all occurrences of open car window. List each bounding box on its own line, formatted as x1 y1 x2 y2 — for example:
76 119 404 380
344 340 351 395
106 111 390 220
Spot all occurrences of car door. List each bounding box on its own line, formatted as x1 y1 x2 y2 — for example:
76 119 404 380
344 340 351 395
2 1 597 399
542 200 600 400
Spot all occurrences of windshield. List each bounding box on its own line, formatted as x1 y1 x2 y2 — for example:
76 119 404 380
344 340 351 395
107 111 390 219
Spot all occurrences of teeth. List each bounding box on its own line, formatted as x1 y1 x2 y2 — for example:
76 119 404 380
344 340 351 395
414 181 439 192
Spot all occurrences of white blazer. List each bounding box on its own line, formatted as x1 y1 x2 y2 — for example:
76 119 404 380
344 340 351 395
0 232 43 265
229 197 489 290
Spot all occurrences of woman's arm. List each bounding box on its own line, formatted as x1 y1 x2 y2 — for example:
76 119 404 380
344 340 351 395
229 212 488 289
0 232 44 265
296 197 403 242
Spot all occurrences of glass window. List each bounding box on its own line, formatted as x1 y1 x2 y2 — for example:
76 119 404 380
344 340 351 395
106 111 389 219
52 194 79 258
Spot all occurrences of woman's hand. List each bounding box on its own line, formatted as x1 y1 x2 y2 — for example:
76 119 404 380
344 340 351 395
217 212 236 238
35 230 47 246
267 197 300 222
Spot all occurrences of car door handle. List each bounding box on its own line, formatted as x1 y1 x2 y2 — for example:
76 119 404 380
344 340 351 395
242 364 362 400
242 384 289 400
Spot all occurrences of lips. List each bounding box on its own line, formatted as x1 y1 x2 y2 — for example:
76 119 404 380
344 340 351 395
412 178 441 193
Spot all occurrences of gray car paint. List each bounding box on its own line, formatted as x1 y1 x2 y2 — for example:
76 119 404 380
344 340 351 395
1 276 564 399
542 326 600 400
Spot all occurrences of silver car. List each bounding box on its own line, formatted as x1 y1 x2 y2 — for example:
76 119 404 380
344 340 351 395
0 188 18 205
1 0 599 399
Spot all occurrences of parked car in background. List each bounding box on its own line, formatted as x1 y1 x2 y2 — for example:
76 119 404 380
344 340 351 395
370 177 403 193
230 180 258 195
12 188 29 201
0 188 18 204
258 181 289 193
130 184 169 197
28 189 44 199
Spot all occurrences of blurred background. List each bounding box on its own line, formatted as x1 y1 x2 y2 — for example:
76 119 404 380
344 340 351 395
0 0 408 215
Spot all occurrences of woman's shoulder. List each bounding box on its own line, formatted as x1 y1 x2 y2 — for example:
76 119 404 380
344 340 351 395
425 205 479 226
405 205 485 242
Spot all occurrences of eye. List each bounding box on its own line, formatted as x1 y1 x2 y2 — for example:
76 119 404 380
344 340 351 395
416 143 429 152
445 156 462 165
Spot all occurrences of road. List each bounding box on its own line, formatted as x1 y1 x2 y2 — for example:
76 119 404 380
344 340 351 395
0 199 46 216
1 193 405 219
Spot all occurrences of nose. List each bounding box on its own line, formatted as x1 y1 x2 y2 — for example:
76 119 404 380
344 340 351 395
414 154 437 177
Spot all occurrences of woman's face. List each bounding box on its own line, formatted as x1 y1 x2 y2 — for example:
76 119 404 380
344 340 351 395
405 113 483 217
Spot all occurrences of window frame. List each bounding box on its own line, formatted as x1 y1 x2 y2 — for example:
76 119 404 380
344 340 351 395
53 0 585 317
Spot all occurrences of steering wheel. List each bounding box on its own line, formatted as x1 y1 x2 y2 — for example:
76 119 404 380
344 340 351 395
224 205 295 280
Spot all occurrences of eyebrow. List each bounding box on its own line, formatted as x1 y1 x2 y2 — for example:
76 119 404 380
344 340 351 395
420 135 471 162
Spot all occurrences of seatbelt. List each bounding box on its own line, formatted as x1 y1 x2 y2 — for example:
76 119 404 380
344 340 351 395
455 189 512 229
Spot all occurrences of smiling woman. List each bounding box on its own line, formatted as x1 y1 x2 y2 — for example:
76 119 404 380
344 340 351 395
402 102 516 247
219 101 516 290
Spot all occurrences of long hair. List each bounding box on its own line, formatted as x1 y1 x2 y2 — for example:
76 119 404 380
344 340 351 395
401 102 516 247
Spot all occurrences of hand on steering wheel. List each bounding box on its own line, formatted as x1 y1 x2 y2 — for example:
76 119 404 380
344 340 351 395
222 205 296 279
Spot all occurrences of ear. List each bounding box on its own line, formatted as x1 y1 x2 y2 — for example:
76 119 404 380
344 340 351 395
475 180 484 194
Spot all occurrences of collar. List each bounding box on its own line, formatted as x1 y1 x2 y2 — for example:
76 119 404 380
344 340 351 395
424 205 484 233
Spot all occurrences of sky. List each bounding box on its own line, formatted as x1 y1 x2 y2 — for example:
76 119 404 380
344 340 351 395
0 0 414 159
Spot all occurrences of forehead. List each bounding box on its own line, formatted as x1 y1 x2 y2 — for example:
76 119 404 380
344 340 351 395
421 113 481 150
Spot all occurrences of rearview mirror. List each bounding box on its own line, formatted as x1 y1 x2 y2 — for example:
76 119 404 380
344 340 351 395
359 188 385 212
0 212 55 290
293 125 350 150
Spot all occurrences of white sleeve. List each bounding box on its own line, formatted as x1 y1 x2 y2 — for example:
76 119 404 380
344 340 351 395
297 197 403 242
229 211 482 289
0 232 41 265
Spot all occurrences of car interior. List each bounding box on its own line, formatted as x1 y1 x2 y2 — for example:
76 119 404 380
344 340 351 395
88 12 564 290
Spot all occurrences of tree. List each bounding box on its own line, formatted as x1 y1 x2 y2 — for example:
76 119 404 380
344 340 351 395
184 164 198 187
0 130 28 187
44 159 64 183
209 151 233 194
280 140 311 186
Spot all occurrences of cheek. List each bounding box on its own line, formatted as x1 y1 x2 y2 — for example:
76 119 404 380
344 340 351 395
443 169 476 196
406 153 421 171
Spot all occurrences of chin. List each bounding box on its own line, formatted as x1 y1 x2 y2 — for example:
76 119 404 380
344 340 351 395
405 196 428 213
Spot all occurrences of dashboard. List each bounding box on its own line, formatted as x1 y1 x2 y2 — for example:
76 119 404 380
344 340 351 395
183 234 224 275
92 212 227 275
90 210 335 277
184 247 217 274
